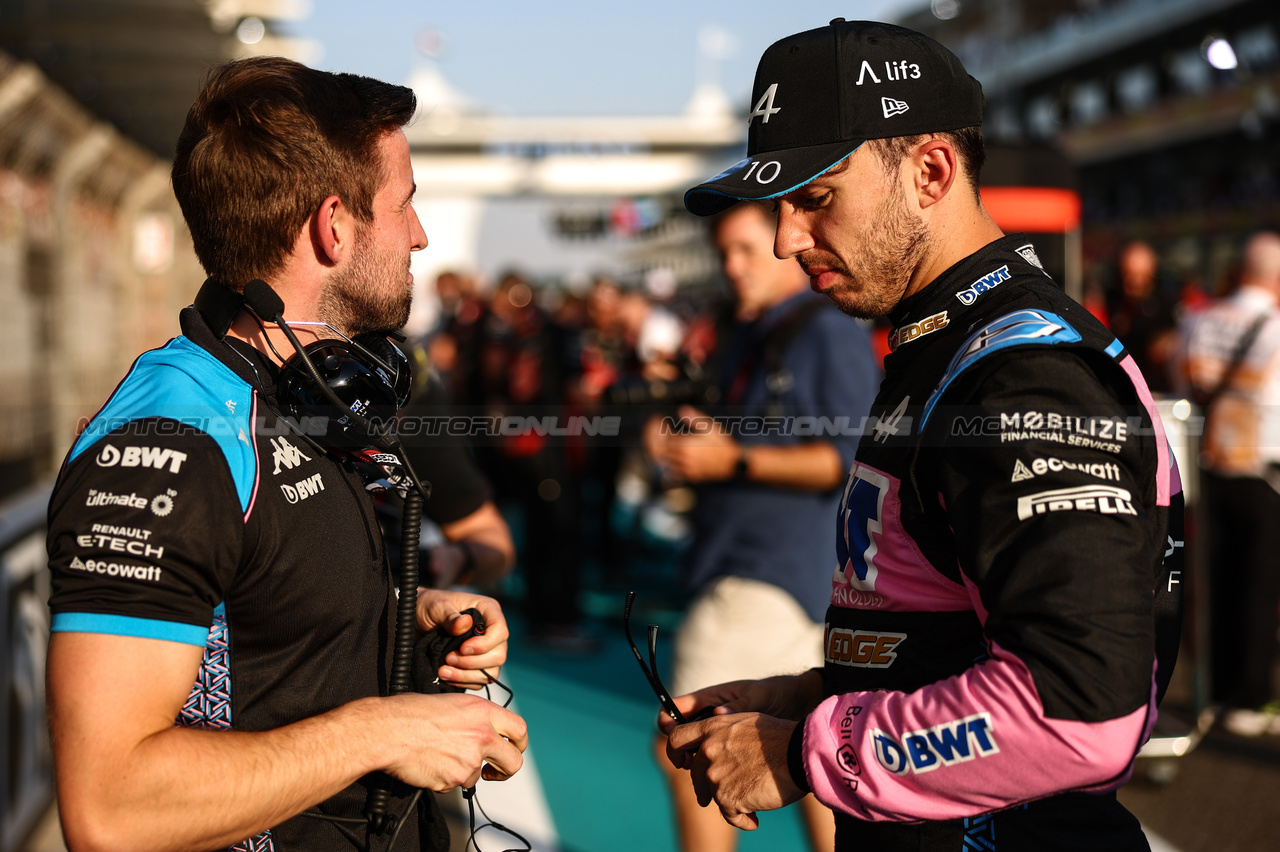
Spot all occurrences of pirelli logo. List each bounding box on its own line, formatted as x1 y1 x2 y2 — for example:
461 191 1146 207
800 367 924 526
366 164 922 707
825 627 906 668
1016 485 1137 521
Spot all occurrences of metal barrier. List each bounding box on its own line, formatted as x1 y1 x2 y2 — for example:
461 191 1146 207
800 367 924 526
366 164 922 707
1 481 55 852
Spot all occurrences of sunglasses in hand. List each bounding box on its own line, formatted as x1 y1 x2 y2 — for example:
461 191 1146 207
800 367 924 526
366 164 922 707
624 591 715 725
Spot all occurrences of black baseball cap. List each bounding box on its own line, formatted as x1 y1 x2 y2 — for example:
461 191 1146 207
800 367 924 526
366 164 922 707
685 19 984 216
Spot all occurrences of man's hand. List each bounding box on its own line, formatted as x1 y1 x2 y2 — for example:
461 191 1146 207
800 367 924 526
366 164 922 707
416 590 508 687
374 692 528 790
666 712 805 830
655 405 741 484
657 671 823 742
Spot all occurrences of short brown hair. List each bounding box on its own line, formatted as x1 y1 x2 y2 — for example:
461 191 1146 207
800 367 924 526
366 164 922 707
172 57 416 289
867 126 986 198
710 200 777 238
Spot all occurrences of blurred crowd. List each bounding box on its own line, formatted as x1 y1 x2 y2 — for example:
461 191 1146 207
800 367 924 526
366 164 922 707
1085 234 1280 738
404 265 724 650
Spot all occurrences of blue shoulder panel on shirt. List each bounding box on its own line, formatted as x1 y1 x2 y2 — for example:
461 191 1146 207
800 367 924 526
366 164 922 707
51 612 211 646
921 309 1083 430
69 336 258 512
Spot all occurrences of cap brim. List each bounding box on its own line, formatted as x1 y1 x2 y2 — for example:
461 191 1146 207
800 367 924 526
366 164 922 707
684 140 865 216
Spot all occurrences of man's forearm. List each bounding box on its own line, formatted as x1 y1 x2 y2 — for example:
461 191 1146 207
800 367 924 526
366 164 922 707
55 696 395 852
738 442 845 491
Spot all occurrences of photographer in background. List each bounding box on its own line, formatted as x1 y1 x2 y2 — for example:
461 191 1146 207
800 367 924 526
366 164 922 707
643 200 879 852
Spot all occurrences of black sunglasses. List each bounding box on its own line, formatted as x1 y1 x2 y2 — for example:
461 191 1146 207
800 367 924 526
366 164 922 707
624 591 713 725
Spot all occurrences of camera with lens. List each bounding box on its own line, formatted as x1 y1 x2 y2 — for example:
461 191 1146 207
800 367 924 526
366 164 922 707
604 359 720 408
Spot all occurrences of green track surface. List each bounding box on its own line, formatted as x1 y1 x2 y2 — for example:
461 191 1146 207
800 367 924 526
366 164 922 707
503 607 813 852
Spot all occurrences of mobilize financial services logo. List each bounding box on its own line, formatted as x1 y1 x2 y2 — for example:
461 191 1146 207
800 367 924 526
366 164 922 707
95 444 188 474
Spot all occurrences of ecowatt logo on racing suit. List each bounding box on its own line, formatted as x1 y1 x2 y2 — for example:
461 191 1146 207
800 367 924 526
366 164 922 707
1011 456 1122 483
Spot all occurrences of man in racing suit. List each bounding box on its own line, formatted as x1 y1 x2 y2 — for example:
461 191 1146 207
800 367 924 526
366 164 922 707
45 57 526 852
663 20 1183 851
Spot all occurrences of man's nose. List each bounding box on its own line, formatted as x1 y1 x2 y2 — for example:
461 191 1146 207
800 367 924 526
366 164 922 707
774 207 813 260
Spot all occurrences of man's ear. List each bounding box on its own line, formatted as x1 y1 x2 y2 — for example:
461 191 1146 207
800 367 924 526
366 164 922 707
914 140 957 210
313 194 352 265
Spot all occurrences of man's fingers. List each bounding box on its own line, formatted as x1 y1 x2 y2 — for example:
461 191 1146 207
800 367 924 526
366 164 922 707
667 719 708 753
691 763 714 809
494 709 529 752
481 764 514 782
480 738 525 780
722 809 760 831
665 738 692 770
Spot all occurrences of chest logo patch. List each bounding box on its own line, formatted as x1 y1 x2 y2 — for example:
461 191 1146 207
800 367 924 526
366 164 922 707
955 265 1011 306
888 312 948 351
825 627 906 668
271 437 313 475
281 472 325 504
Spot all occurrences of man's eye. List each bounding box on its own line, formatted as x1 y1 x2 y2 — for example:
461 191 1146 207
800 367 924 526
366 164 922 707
798 193 829 210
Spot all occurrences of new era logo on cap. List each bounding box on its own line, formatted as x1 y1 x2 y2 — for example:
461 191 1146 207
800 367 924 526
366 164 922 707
685 19 984 216
882 97 909 118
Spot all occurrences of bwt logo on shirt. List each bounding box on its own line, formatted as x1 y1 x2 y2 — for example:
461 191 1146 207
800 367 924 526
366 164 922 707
281 472 325 504
95 444 188 474
872 713 999 775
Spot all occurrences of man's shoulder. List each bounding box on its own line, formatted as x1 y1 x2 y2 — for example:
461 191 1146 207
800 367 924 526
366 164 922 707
67 336 260 503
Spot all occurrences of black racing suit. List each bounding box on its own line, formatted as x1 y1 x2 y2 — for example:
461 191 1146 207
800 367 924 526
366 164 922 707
791 235 1184 851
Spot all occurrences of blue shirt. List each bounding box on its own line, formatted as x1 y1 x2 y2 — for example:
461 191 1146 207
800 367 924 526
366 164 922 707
685 292 881 621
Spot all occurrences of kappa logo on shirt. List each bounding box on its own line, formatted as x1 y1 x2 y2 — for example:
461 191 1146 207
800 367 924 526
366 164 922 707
271 437 312 475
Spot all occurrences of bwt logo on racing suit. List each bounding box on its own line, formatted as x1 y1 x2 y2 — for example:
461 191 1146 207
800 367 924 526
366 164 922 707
825 627 906 668
955 265 1011 306
95 444 188 474
872 713 999 775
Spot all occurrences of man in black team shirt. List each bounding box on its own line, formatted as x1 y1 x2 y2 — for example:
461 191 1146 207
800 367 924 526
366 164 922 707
45 57 526 852
661 20 1184 852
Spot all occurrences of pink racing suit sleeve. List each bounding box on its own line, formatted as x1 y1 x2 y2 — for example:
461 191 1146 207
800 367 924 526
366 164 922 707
801 645 1155 821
